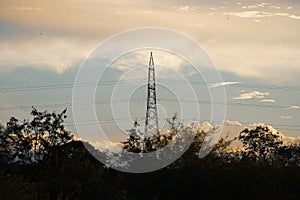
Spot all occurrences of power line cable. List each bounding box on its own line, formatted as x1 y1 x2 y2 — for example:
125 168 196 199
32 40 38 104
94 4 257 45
1 79 300 92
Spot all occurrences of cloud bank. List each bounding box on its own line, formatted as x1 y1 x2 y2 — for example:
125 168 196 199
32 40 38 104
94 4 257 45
208 81 239 88
233 91 270 100
260 99 275 103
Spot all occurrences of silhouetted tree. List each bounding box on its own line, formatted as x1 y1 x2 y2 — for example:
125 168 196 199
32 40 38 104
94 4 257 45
121 113 233 162
238 124 283 162
0 107 74 164
4 117 33 164
276 144 300 167
122 114 181 153
121 119 143 153
29 107 73 161
0 122 9 164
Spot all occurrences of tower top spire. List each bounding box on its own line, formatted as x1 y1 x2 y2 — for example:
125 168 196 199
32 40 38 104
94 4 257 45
145 51 159 138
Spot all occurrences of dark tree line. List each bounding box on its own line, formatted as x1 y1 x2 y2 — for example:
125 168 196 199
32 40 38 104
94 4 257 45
121 116 300 168
121 114 179 153
1 108 300 168
1 110 300 199
0 107 74 164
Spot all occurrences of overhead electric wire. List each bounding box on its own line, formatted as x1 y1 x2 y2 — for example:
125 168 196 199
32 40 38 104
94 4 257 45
62 118 300 132
1 78 299 132
211 54 300 61
0 97 298 111
1 79 300 92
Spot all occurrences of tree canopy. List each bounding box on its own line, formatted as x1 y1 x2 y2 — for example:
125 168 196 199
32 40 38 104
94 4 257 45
0 107 74 164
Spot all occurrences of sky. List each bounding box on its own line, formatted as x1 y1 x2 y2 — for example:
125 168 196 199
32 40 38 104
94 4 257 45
0 0 300 148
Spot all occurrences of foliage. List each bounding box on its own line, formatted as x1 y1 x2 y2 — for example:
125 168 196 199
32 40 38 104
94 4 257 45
1 110 300 199
1 140 300 199
275 144 300 167
238 124 283 162
0 107 74 164
121 115 178 153
121 113 233 161
121 120 143 153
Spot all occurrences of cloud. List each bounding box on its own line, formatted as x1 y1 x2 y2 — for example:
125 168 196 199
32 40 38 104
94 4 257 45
89 140 122 152
6 6 44 12
260 99 275 103
201 121 213 133
0 37 93 73
206 44 300 83
270 6 281 10
109 49 191 80
174 6 196 12
111 50 184 71
208 81 239 88
224 11 269 18
281 116 292 119
248 123 284 137
287 105 300 109
0 0 299 84
245 123 300 145
225 120 242 126
289 15 300 19
233 91 270 100
223 11 300 20
241 3 280 10
283 136 300 145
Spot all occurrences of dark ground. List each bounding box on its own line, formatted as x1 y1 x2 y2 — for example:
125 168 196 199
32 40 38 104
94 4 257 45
1 141 300 200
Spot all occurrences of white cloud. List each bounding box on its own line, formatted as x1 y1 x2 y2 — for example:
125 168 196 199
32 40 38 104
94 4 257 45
225 120 242 126
243 125 300 145
224 11 270 18
233 91 270 100
270 6 281 10
248 123 284 137
283 136 300 145
111 50 184 72
7 6 44 12
89 140 122 152
174 6 196 12
110 50 191 80
242 5 256 9
208 81 239 88
241 3 280 10
201 121 213 133
260 99 275 103
287 105 300 109
205 41 300 82
0 38 93 73
0 0 299 84
289 15 300 19
223 11 300 20
281 116 292 119
256 3 270 8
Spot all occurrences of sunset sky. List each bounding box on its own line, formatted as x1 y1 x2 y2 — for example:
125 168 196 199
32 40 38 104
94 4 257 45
0 0 300 147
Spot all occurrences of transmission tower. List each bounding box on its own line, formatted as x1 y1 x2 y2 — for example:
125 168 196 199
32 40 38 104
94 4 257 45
145 52 159 137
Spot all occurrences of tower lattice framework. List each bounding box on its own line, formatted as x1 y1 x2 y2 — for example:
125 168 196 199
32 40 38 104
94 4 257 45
145 52 159 137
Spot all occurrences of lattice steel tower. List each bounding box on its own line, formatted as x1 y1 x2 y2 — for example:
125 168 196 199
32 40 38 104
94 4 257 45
145 52 159 137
